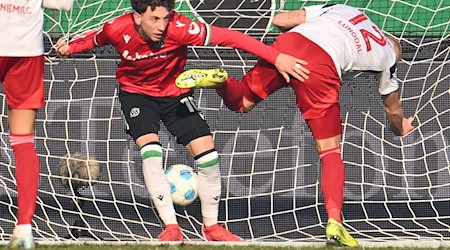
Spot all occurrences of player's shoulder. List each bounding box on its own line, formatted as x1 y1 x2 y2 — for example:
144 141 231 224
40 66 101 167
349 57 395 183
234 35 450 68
328 4 359 10
304 4 360 20
99 13 134 41
317 4 361 14
169 11 192 26
166 11 198 35
103 13 134 32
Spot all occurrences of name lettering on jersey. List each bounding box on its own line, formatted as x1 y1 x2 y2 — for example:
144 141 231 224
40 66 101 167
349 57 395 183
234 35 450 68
338 20 363 53
189 22 200 35
122 49 167 61
176 20 186 27
123 34 131 44
0 3 32 15
339 12 387 53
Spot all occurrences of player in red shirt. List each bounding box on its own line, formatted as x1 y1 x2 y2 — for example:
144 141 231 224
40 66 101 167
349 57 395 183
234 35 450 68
176 4 415 247
0 0 73 248
56 0 309 242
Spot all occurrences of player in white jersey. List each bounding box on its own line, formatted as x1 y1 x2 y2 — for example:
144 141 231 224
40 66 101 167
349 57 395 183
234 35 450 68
176 4 414 247
0 0 73 248
287 4 400 96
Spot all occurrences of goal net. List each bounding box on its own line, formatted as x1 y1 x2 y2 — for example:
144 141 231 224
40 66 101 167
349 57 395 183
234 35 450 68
0 0 448 245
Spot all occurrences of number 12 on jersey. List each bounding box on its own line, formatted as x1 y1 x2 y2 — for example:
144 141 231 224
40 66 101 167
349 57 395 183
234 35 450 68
348 12 387 52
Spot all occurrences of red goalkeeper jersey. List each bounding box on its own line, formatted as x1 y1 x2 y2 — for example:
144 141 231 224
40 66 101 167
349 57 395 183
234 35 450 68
69 12 280 97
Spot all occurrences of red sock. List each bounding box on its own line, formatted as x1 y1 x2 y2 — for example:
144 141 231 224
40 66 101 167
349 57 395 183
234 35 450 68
11 134 39 225
319 147 344 223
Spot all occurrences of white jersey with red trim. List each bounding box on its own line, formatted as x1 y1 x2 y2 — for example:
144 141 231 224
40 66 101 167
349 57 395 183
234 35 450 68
0 0 44 56
289 4 399 95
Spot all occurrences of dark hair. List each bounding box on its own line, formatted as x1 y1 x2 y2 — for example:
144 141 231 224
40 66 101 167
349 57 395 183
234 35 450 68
131 0 175 14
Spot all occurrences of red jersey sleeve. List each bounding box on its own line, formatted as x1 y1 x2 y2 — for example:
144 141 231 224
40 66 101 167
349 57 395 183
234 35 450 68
169 13 280 64
209 26 280 64
168 13 210 46
69 20 112 54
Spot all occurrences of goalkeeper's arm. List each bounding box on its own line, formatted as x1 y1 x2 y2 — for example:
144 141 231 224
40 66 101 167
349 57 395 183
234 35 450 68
56 23 111 56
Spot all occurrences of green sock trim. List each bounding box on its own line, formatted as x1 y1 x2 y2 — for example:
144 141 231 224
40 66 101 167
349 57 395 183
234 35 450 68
198 158 219 168
141 150 162 160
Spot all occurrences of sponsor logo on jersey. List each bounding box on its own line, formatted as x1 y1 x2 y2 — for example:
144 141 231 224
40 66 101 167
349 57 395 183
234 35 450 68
123 34 131 44
189 22 200 35
130 107 140 118
122 50 168 61
176 20 186 27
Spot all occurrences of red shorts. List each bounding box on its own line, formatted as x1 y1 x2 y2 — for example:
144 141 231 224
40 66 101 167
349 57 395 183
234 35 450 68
244 32 341 120
0 55 45 109
241 32 342 138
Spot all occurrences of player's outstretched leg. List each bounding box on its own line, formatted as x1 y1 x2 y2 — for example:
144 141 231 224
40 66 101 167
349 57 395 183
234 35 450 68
158 224 183 241
8 234 35 249
202 224 243 242
326 218 359 247
176 69 228 89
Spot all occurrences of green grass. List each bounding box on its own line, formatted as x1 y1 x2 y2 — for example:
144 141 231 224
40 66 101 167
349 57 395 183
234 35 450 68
1 244 450 250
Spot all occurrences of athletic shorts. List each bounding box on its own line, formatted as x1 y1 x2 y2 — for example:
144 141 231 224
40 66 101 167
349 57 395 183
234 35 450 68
0 55 45 109
119 90 211 146
240 32 342 139
243 32 341 121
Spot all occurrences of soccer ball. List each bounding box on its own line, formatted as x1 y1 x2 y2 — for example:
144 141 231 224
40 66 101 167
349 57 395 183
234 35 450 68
165 164 198 206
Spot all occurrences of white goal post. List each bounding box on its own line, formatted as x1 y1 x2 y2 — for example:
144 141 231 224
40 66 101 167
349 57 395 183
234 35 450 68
0 0 449 245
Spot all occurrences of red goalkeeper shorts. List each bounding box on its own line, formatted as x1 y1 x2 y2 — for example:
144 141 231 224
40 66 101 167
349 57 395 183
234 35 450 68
0 55 45 109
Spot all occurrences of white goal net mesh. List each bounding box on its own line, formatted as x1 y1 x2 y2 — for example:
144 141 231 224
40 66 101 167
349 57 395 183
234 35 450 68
0 0 449 244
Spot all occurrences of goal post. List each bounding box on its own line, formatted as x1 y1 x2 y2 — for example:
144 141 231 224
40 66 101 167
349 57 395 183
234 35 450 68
0 0 448 245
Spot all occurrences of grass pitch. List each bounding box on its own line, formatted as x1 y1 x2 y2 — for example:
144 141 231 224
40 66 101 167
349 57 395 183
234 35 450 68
1 244 450 250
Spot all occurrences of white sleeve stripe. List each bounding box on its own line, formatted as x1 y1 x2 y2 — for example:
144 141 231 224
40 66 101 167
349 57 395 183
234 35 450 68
203 24 211 46
93 28 103 46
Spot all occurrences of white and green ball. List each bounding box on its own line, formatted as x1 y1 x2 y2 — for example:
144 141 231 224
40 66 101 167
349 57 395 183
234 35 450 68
165 164 198 206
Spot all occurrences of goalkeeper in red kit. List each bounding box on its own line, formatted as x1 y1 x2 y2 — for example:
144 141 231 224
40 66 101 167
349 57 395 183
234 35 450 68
177 4 415 247
56 0 309 242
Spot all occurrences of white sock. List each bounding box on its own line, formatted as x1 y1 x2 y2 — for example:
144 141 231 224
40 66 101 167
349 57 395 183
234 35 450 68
195 150 221 226
141 143 177 225
13 224 32 238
